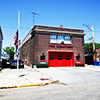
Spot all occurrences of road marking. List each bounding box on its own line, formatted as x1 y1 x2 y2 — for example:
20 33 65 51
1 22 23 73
0 80 59 89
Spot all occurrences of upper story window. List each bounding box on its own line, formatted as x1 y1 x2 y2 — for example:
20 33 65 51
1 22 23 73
50 35 57 43
50 35 71 44
50 35 56 40
64 36 71 41
57 35 63 40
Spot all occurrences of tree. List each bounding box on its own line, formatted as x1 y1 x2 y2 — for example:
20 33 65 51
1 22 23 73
3 47 15 61
85 43 100 54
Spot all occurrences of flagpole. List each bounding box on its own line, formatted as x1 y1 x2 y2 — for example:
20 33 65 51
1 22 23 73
17 11 20 69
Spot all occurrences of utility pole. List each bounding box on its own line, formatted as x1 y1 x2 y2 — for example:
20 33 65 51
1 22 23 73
91 25 95 62
83 24 95 62
17 11 20 69
29 11 39 26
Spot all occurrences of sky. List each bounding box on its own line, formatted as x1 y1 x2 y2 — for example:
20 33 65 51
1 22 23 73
0 0 100 49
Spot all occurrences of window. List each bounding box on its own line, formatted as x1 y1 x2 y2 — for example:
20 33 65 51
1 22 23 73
49 55 54 60
50 35 56 39
57 35 63 40
64 36 71 44
65 36 71 41
50 55 54 58
58 55 62 57
57 35 64 43
50 35 71 44
50 35 56 43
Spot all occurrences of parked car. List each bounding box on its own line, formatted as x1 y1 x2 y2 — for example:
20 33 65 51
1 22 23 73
10 60 24 69
1 59 10 68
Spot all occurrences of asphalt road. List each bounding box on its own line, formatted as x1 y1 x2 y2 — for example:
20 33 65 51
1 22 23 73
0 83 100 100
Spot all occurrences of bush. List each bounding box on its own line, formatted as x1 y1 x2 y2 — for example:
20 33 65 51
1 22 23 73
36 63 48 68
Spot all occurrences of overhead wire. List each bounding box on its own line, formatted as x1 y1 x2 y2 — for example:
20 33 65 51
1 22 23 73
2 26 30 29
2 26 100 32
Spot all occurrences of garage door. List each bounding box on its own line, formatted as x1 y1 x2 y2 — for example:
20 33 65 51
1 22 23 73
48 52 74 67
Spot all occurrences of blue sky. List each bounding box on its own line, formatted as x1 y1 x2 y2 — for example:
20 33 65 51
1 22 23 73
0 0 100 49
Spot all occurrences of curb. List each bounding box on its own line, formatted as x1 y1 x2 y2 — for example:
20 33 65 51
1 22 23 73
0 80 59 89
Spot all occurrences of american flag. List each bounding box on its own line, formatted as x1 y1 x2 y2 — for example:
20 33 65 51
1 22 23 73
13 30 18 46
13 30 18 54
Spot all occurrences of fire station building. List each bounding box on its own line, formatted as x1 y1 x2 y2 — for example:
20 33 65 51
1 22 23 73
19 25 85 67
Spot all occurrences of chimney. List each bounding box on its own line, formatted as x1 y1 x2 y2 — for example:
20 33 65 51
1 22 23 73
59 25 63 28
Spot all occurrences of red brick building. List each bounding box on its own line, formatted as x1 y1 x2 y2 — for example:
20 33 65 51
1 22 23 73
19 25 85 67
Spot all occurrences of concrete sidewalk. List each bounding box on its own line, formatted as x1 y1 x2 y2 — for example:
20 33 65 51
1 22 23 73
0 65 57 88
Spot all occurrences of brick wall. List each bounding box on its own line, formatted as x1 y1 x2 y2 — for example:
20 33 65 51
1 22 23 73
33 34 50 64
19 37 34 64
72 36 85 63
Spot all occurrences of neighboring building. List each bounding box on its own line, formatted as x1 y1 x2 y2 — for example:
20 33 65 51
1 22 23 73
96 48 100 59
0 26 3 55
19 25 85 67
85 54 93 65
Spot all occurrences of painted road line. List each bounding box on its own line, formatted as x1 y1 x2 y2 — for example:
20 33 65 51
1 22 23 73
0 80 59 89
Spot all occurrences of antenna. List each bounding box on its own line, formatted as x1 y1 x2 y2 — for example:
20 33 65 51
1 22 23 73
29 11 40 26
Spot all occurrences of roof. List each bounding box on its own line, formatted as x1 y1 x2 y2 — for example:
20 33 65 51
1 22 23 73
32 25 84 35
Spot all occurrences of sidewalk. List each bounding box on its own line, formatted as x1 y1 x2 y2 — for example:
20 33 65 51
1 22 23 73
0 65 58 88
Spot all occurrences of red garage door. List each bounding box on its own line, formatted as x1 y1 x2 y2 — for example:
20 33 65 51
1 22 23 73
48 51 74 67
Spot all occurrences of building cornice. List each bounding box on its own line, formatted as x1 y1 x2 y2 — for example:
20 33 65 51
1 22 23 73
34 28 85 35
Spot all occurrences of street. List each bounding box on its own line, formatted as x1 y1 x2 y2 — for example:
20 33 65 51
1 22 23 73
0 82 100 100
1 66 100 100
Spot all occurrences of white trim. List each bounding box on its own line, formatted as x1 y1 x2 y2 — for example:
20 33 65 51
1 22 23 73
19 30 32 48
19 33 31 48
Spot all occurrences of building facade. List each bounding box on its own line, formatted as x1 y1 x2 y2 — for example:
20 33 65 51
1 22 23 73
96 48 100 59
19 25 85 67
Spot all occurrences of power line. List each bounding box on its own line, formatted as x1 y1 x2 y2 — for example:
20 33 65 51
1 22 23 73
2 26 30 29
2 25 100 33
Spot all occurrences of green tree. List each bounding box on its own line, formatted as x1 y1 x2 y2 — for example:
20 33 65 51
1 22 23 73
3 47 15 61
85 42 100 54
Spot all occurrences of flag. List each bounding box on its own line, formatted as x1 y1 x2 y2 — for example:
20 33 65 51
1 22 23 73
13 30 18 54
13 30 18 46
